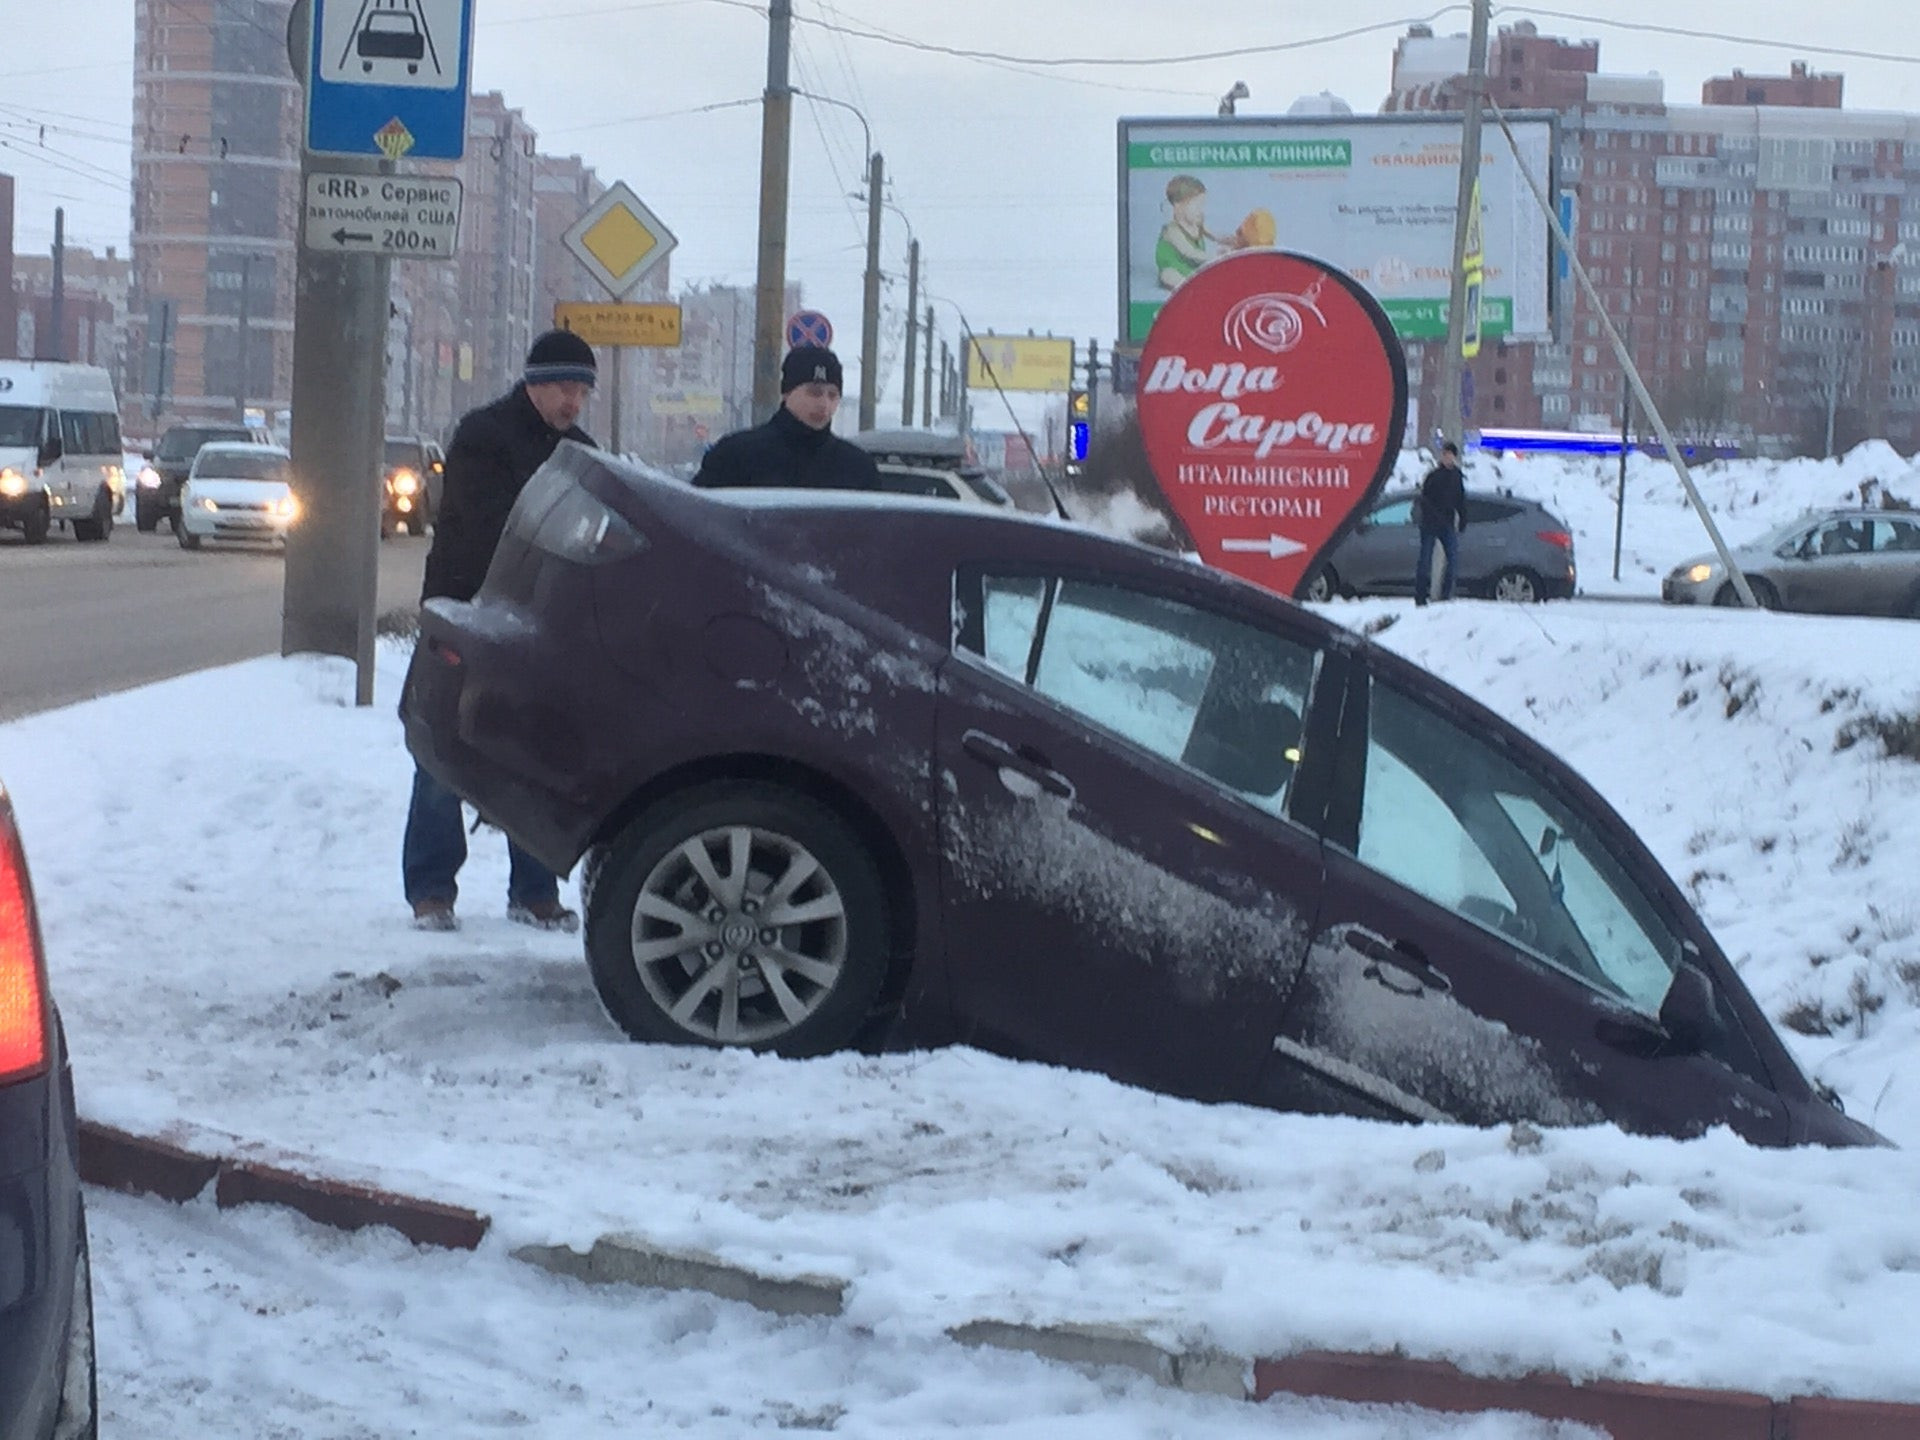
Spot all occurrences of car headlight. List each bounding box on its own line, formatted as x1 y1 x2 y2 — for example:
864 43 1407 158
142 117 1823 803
137 466 162 489
197 495 220 512
388 468 419 496
0 468 26 498
275 496 300 521
1682 563 1716 584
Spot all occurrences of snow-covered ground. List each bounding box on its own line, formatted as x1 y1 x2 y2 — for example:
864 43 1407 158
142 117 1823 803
6 442 1920 1434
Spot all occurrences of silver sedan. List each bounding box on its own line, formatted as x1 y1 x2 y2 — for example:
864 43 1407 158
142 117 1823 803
1662 508 1920 617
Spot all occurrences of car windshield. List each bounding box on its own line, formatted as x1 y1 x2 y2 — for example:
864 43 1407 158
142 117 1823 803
385 440 426 468
0 405 41 447
158 427 249 462
195 451 289 482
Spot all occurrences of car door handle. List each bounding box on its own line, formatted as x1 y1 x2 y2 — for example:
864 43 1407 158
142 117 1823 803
961 729 1075 800
1337 924 1453 996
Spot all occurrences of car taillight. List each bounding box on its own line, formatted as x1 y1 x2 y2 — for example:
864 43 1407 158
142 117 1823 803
1537 530 1574 550
0 804 51 1081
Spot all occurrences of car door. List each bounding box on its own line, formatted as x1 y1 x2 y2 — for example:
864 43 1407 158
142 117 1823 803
1857 517 1920 615
935 567 1336 1104
1268 663 1793 1144
1780 519 1874 613
1454 496 1521 591
1338 496 1421 594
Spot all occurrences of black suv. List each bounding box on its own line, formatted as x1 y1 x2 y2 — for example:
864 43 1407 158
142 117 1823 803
381 435 445 538
136 423 270 532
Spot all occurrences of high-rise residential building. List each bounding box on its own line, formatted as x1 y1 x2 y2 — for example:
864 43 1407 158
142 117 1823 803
1385 22 1920 456
129 0 300 432
450 91 540 422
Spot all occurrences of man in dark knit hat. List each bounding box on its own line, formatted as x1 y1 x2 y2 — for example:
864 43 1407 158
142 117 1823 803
403 328 598 933
691 344 881 492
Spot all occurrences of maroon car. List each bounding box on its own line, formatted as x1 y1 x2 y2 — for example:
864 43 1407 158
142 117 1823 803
401 442 1883 1148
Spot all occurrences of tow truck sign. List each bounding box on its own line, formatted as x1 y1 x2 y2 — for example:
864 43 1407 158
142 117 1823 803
302 171 462 259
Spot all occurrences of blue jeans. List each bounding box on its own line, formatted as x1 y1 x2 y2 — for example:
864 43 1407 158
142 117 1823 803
1415 525 1460 604
402 765 559 909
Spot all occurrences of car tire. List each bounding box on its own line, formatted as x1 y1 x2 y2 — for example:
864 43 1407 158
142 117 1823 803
51 1212 97 1440
20 496 51 545
1489 567 1542 604
1303 565 1340 603
584 782 893 1058
71 485 113 543
1713 578 1778 609
135 496 159 532
177 522 201 551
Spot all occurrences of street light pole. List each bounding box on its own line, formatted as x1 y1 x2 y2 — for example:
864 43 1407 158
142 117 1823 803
1437 0 1490 449
752 0 794 417
861 153 883 430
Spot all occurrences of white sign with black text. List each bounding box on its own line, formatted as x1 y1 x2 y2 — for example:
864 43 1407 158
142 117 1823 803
302 171 463 259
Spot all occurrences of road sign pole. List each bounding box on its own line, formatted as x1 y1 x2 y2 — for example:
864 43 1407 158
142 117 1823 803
284 3 391 706
610 346 623 454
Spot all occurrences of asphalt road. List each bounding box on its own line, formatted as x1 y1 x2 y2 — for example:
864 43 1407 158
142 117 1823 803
0 523 428 723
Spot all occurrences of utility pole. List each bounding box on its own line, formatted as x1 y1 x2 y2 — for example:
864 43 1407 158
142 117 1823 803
235 253 255 422
900 239 919 426
1612 257 1634 581
752 0 794 417
1436 0 1490 449
922 303 935 427
47 208 65 361
860 152 883 430
282 2 391 706
1086 337 1101 432
938 339 951 419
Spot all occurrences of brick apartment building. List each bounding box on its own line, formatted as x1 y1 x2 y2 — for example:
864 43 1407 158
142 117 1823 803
128 0 301 434
11 244 131 380
1386 22 1920 456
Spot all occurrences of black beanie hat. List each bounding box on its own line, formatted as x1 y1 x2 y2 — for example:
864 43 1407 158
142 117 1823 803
781 345 842 394
524 328 598 388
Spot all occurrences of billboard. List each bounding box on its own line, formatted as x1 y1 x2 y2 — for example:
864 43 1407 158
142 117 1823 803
1118 115 1555 346
966 334 1074 393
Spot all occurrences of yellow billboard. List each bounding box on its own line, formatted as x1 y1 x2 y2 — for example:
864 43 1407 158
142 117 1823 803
966 334 1074 393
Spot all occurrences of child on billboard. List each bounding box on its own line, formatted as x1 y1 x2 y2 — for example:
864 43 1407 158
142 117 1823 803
1155 174 1278 290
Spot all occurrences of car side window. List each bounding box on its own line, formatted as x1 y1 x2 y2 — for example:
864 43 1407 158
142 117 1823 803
1465 498 1519 525
1370 498 1416 528
1873 518 1920 552
60 410 89 452
969 573 1319 815
1815 520 1870 557
1355 679 1682 1016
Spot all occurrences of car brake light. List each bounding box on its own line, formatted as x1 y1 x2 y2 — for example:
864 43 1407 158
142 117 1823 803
1537 530 1573 550
0 807 50 1081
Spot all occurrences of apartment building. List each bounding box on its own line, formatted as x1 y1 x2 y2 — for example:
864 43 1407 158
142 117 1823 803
1386 22 1920 455
11 245 132 378
128 0 300 432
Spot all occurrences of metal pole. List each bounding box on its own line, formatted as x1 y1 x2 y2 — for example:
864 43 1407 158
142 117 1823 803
1436 0 1489 449
751 0 794 418
283 6 390 704
922 304 934 428
610 347 624 454
1612 259 1632 581
48 208 65 361
860 152 883 430
900 240 919 426
236 253 254 422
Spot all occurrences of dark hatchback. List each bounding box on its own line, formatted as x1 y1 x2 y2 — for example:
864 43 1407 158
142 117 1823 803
136 423 269 532
401 443 1882 1148
0 784 96 1440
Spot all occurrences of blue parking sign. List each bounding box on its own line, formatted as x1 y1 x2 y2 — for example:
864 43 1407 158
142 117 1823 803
307 0 473 161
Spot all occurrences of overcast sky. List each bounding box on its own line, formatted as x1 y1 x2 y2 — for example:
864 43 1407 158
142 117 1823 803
4 1 1917 364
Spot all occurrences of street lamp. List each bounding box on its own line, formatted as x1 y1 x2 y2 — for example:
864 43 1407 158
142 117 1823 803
1218 81 1249 117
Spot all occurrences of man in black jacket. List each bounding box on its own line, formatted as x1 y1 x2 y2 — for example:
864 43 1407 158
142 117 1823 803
692 345 882 492
404 329 597 932
1414 440 1469 606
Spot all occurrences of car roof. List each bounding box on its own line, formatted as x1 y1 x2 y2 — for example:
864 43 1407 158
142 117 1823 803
848 427 969 465
194 442 289 457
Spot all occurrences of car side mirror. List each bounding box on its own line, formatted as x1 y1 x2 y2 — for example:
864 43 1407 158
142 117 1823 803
38 436 63 466
1656 956 1717 1053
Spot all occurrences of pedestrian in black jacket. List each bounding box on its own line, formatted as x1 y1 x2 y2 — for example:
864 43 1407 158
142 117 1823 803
692 345 882 492
1414 440 1469 606
404 329 598 933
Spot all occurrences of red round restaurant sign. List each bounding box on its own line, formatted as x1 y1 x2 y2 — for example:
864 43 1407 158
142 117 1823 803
1137 250 1407 601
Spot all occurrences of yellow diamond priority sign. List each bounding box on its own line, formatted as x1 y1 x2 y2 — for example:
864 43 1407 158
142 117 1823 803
562 182 677 299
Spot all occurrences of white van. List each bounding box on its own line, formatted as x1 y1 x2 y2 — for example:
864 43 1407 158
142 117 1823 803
0 360 126 545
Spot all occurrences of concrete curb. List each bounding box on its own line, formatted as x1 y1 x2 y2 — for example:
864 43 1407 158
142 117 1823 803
77 1120 488 1252
78 1119 1920 1435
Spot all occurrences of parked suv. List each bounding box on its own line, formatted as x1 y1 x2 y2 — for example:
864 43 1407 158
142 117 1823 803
381 435 445 538
1306 489 1577 603
849 428 1013 507
137 423 270 532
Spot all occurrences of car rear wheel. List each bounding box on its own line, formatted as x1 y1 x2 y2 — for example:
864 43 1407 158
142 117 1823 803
51 1215 97 1440
1489 567 1542 604
1303 565 1340 603
584 782 892 1058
